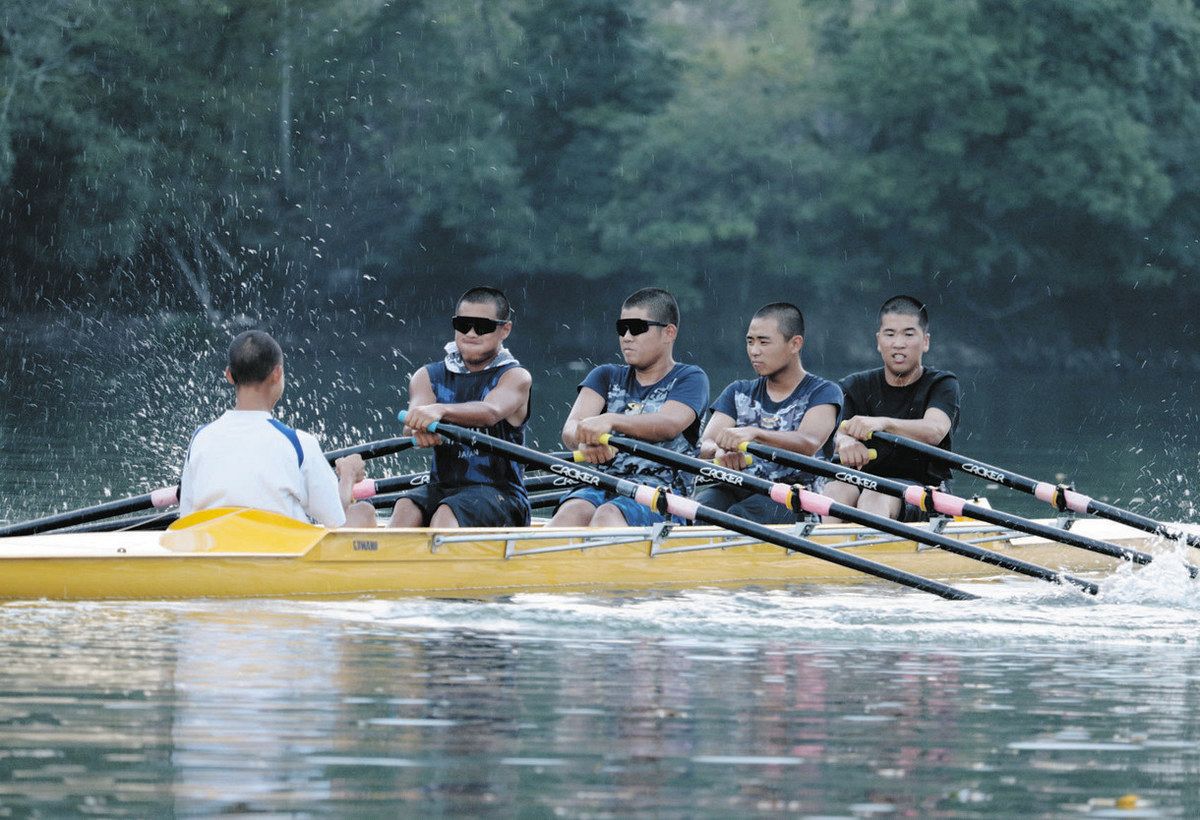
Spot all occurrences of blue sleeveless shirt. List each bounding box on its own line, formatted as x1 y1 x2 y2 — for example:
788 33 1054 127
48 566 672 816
426 360 528 497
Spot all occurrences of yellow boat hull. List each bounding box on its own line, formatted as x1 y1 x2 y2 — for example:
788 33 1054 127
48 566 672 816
0 507 1168 600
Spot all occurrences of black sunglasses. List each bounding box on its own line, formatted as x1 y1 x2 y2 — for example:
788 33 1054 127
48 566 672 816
615 318 669 337
452 315 507 335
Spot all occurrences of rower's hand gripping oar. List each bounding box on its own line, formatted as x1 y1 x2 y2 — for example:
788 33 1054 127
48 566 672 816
399 414 975 600
864 429 1200 551
740 439 1199 580
599 434 1100 595
0 435 417 538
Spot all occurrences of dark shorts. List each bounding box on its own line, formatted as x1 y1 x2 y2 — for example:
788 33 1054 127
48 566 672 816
557 486 666 527
400 484 530 527
692 484 797 525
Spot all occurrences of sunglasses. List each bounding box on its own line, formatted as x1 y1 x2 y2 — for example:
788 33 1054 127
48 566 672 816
615 318 669 337
452 315 507 335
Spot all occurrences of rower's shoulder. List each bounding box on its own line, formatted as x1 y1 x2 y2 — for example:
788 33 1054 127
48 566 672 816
671 362 709 379
838 367 884 389
920 367 959 386
498 365 533 386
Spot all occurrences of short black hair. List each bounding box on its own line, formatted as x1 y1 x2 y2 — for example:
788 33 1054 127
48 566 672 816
622 287 679 326
228 330 283 385
752 302 804 340
879 295 929 331
457 286 511 321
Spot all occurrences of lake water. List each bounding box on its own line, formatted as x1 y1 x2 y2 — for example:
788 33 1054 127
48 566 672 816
2 314 1199 815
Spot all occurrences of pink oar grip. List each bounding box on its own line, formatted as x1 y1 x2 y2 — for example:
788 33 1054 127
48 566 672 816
352 479 377 500
797 489 833 518
635 486 658 508
1063 489 1092 514
1034 482 1091 513
904 485 964 517
664 493 700 521
151 486 179 508
769 483 792 507
1034 482 1056 505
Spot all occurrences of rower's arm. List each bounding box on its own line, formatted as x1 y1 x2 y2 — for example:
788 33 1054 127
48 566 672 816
750 403 839 456
602 400 697 443
699 411 736 459
562 387 607 448
839 407 953 446
428 368 533 428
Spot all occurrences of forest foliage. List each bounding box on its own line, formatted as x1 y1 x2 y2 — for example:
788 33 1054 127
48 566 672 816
3 0 1198 327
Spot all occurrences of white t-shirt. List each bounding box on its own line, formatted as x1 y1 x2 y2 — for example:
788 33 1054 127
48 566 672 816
178 410 346 527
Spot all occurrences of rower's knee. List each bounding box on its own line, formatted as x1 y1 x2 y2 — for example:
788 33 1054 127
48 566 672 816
548 499 596 527
345 501 377 528
388 498 424 528
822 481 860 507
591 503 629 527
859 489 902 520
429 505 460 528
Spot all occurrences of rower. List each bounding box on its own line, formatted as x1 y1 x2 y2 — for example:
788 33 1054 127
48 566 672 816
391 286 533 528
697 302 842 523
178 330 375 527
822 295 961 522
552 287 709 527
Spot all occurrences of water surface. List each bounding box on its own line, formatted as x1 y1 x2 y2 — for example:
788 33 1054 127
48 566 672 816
2 316 1199 815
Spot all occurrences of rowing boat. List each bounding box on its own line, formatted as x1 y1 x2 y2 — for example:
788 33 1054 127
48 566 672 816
0 506 1176 600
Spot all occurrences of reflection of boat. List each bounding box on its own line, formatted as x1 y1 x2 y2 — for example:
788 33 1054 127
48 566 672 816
0 507 1173 600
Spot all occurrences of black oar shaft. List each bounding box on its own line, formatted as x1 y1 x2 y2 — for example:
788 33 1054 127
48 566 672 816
357 470 574 502
417 420 974 600
0 487 179 538
740 441 1190 578
603 435 1096 594
325 436 416 462
0 435 418 538
871 431 1200 549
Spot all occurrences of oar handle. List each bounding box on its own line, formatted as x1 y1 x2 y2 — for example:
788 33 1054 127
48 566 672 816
0 434 417 539
872 430 1200 549
0 485 180 538
602 434 1097 595
420 419 975 600
741 439 1174 577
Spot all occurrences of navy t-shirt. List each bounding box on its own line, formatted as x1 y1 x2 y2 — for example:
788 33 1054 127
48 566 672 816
579 363 709 496
839 367 960 484
711 373 843 485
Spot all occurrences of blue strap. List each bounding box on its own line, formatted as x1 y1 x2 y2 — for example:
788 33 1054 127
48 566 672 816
183 424 208 465
267 419 305 467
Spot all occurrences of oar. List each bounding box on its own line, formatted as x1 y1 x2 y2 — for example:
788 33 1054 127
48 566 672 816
599 435 1099 595
401 416 976 600
0 435 417 538
868 431 1200 550
324 435 417 462
739 440 1198 580
367 487 569 513
352 470 577 502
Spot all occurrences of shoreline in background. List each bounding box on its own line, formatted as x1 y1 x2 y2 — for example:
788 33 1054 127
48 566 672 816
5 298 1200 375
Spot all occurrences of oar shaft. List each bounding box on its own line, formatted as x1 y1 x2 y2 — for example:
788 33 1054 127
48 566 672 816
0 435 419 539
604 435 1096 594
326 436 415 462
417 420 974 600
354 470 576 501
871 431 1200 548
741 441 1177 576
0 486 179 538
